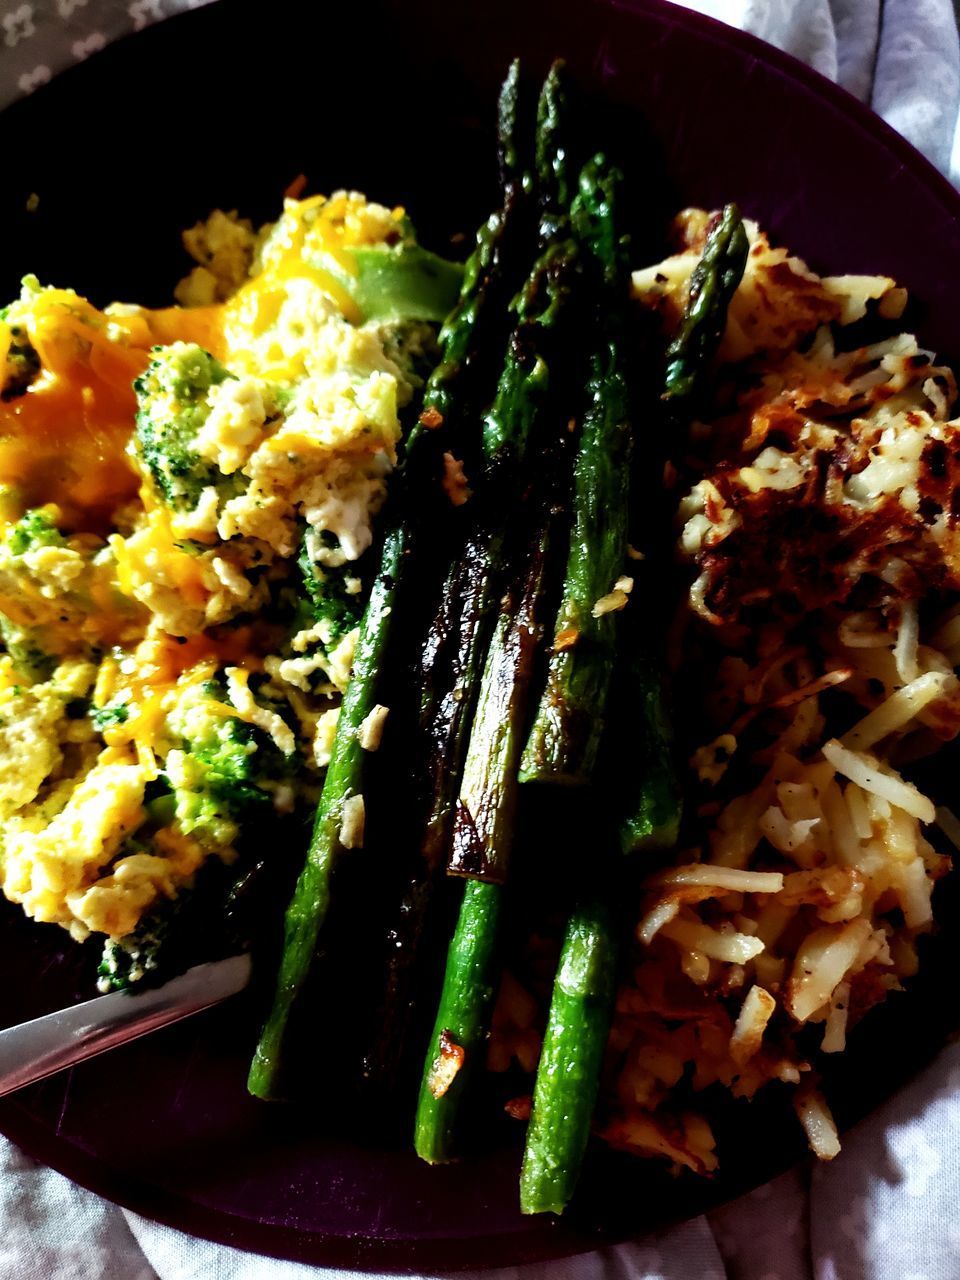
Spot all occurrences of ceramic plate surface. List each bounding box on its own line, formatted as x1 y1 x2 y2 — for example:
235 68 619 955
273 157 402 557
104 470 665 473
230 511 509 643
2 0 960 1268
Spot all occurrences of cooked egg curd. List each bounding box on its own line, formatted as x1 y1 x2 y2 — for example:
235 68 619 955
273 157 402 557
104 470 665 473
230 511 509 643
0 191 459 973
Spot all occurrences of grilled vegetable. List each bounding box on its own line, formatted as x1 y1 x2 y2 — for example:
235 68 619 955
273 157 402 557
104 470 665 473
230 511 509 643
368 62 555 1088
416 520 553 1162
450 527 552 881
520 156 631 786
662 202 750 409
520 202 750 1215
519 895 617 1215
248 531 402 1098
247 66 529 1102
618 202 748 854
418 60 574 861
615 645 683 852
414 877 503 1162
417 234 575 860
414 65 589 1160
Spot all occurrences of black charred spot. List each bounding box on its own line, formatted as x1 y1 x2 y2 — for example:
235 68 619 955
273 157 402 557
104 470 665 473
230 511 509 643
924 438 948 479
918 496 942 523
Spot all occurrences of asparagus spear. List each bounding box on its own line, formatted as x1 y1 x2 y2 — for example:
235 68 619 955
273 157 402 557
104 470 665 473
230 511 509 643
248 531 402 1098
246 74 527 1100
663 202 749 408
616 644 684 852
449 156 623 877
617 201 748 853
518 895 616 1215
416 525 551 1162
419 60 528 436
412 67 586 1162
414 878 502 1161
449 527 552 880
418 233 575 857
519 204 750 1215
419 60 573 854
519 156 631 786
369 62 576 1088
416 108 610 1165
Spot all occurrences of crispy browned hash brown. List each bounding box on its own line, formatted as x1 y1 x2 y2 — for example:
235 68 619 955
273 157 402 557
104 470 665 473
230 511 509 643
487 210 960 1174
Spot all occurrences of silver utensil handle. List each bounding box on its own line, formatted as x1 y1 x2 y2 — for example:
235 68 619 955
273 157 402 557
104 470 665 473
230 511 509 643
0 954 252 1098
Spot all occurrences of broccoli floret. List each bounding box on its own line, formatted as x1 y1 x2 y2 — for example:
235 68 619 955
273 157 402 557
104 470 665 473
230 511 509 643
0 618 55 683
4 507 64 556
0 507 113 682
164 682 276 851
96 871 215 994
1 321 40 401
264 525 367 696
96 729 264 991
133 342 238 512
188 710 269 812
95 826 299 993
266 526 367 695
97 913 170 993
306 239 463 325
298 526 364 646
91 700 129 733
96 675 311 993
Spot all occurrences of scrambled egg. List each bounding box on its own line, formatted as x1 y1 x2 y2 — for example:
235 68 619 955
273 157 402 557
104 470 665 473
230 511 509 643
0 191 453 950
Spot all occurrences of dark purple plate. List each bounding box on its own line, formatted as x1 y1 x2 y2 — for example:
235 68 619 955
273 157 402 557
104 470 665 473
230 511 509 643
3 0 960 1270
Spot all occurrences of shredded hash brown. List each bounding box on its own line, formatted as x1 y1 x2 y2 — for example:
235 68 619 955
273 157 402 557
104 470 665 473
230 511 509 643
490 210 960 1174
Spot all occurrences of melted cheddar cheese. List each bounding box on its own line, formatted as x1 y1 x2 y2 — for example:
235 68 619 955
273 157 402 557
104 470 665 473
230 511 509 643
0 189 431 948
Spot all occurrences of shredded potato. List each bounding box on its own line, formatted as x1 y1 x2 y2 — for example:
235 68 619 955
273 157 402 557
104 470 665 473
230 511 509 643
795 1088 841 1160
729 984 776 1064
822 741 935 823
660 917 765 964
656 865 784 894
841 671 955 751
785 919 873 1023
598 208 958 1177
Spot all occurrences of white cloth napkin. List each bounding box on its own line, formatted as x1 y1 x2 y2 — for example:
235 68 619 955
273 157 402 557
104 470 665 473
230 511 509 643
2 0 960 1276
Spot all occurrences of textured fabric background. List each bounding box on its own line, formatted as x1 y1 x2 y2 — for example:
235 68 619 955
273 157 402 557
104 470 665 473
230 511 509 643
2 1 960 1276
0 0 211 103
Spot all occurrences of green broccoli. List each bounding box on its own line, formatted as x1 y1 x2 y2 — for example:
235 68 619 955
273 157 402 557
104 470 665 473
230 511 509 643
0 507 132 682
91 700 129 733
269 525 367 696
0 620 55 683
298 526 364 647
163 678 284 851
96 817 301 994
184 710 269 812
310 238 463 325
1 317 40 401
97 684 304 992
133 342 242 513
0 510 67 681
97 909 171 993
4 507 63 556
96 865 225 994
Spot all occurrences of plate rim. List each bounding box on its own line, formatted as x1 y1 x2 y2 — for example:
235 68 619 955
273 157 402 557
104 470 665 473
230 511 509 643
1 0 960 1269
